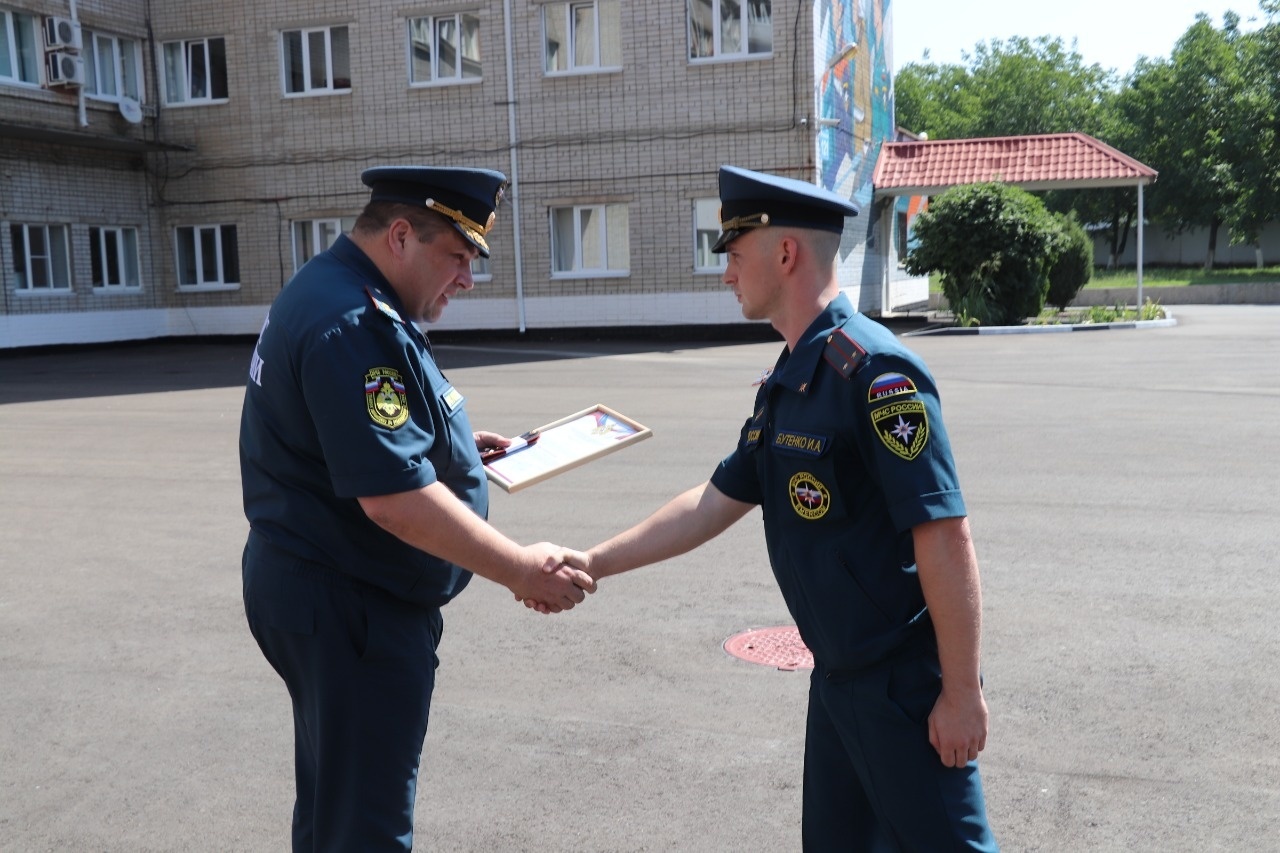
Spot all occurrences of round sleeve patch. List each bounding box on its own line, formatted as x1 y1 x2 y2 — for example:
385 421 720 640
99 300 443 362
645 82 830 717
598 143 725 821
870 399 929 461
365 367 410 429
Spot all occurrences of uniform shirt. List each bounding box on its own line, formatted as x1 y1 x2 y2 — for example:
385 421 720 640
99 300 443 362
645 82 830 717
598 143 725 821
239 234 482 607
711 293 967 670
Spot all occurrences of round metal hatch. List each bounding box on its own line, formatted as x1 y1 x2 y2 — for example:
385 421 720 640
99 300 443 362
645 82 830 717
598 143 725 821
723 626 814 671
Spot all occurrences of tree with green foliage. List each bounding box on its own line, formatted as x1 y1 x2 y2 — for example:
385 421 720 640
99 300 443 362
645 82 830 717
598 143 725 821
893 36 1130 265
1049 88 1143 268
904 182 1060 326
1221 5 1280 264
1126 16 1239 270
1045 212 1094 311
893 60 979 140
894 36 1116 141
893 7 1280 271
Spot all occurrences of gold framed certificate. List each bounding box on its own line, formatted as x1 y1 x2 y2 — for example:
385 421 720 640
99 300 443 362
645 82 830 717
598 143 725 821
482 404 652 493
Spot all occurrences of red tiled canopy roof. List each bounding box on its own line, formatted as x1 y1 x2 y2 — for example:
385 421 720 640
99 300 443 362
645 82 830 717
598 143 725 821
873 132 1157 196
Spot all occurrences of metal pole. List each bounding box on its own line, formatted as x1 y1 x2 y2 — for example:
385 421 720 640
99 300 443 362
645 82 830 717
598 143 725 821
1136 182 1145 312
502 0 526 333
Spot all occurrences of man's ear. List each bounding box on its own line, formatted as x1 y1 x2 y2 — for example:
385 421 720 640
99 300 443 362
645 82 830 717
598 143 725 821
387 219 413 260
778 235 799 273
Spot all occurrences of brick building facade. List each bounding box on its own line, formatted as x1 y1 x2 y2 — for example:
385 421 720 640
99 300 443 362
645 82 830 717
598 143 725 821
1 0 921 348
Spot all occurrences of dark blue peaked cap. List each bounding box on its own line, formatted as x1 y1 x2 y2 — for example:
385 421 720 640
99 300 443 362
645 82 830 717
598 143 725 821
361 166 508 258
711 165 859 253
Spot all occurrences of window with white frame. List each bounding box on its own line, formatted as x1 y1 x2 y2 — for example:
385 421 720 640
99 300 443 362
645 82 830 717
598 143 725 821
471 255 491 280
282 25 350 95
175 224 239 288
161 36 228 105
409 13 481 84
10 224 72 291
0 9 40 85
291 217 353 270
550 204 629 276
689 0 772 61
89 226 141 289
693 199 727 272
84 30 143 102
543 1 621 74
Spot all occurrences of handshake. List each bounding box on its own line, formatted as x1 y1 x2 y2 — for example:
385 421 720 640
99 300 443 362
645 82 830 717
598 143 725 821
510 543 599 614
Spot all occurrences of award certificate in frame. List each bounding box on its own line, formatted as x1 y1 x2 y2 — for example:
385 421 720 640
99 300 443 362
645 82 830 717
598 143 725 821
483 404 652 493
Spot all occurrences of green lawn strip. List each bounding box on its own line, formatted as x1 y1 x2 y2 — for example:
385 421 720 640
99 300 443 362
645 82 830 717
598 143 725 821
1086 267 1280 288
928 267 1280 293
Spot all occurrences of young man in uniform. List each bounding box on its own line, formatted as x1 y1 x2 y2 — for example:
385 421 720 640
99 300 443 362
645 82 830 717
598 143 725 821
240 166 595 851
550 166 999 850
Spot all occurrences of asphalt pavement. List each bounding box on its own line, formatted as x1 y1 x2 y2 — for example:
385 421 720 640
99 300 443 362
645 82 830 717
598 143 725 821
1 304 1277 852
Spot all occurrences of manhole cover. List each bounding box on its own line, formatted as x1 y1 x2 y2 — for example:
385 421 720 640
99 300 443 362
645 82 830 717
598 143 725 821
723 626 813 671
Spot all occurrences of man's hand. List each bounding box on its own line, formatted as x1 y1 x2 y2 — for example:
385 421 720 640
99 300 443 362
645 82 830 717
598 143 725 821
927 685 988 768
474 430 510 455
518 547 594 614
510 543 596 614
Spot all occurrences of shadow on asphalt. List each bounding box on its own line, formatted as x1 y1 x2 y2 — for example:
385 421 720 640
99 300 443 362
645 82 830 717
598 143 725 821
0 329 774 404
0 317 932 405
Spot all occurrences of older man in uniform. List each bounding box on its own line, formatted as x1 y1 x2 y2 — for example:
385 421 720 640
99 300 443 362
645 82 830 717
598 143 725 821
240 166 594 851
553 166 999 850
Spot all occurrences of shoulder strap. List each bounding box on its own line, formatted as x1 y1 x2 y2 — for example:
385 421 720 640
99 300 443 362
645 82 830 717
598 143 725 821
822 329 867 380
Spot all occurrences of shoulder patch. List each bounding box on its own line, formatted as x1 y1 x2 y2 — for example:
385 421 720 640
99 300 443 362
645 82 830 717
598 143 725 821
365 367 410 429
823 330 867 379
366 287 404 324
868 372 918 402
870 399 929 461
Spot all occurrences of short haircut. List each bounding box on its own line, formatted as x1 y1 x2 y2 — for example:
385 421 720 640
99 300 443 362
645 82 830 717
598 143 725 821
765 227 842 269
354 201 452 244
798 228 842 267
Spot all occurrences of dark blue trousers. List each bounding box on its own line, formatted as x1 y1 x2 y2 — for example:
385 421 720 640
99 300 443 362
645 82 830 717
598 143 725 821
802 650 998 852
243 533 443 852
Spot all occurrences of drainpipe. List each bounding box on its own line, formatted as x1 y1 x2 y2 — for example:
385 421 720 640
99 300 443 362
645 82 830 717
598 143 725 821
501 0 526 333
70 0 87 126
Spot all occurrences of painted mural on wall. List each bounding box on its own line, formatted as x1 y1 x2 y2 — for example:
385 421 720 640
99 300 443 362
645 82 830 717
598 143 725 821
815 0 893 253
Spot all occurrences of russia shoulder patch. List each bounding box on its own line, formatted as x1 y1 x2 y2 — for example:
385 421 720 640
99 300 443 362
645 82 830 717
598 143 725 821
868 372 918 402
823 330 867 379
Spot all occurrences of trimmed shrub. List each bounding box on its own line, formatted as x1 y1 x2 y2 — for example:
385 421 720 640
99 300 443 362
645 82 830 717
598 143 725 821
904 182 1057 326
1046 212 1094 311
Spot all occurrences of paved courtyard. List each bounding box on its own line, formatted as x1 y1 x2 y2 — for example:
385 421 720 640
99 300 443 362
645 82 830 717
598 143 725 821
1 304 1277 851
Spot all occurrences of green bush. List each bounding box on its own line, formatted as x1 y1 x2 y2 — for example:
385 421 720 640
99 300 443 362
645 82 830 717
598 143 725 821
1045 213 1094 311
904 182 1057 326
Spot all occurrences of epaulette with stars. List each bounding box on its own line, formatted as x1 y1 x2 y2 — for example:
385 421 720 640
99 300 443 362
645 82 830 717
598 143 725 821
366 286 404 324
822 329 867 379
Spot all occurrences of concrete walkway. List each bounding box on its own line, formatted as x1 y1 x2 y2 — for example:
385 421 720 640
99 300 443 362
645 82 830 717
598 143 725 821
1 305 1277 851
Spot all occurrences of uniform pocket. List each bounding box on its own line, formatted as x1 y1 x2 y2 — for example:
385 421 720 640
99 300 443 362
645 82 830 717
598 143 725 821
331 584 370 660
885 653 942 727
242 548 315 636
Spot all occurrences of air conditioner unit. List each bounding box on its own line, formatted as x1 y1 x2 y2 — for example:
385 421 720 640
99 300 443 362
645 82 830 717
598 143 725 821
47 51 85 87
44 17 83 51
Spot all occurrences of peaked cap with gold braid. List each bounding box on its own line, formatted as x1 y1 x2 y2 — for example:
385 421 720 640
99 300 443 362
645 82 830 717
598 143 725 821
361 166 508 258
710 165 859 253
